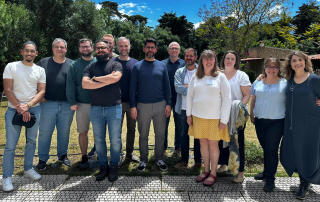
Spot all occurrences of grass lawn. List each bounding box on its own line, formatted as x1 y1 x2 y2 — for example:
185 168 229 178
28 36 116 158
0 101 293 177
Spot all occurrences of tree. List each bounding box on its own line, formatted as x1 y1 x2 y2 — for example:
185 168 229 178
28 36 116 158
99 1 122 25
198 0 289 54
123 14 148 26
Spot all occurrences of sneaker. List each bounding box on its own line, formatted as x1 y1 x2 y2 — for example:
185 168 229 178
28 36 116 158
24 168 41 180
126 154 140 163
3 177 13 192
156 160 168 171
263 179 275 192
96 165 109 181
254 172 266 180
87 146 96 158
58 154 71 166
108 165 118 182
137 161 147 172
80 155 89 169
36 160 47 171
175 161 188 169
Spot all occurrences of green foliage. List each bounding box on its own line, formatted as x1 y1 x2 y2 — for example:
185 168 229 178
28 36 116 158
243 70 256 84
245 140 264 166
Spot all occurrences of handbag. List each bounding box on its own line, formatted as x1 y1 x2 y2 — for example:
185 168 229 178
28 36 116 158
12 111 37 128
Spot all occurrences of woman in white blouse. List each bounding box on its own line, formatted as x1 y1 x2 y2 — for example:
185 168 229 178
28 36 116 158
187 50 231 186
217 51 251 183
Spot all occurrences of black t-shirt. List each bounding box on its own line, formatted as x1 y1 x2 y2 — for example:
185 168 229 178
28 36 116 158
83 60 122 106
37 57 74 101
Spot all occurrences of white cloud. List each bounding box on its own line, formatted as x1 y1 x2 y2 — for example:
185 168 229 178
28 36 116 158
117 2 151 16
156 8 161 10
268 5 282 16
150 11 153 14
118 3 137 9
194 22 204 29
95 4 102 10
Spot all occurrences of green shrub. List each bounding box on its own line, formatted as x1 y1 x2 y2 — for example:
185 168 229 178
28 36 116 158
243 70 256 84
245 140 263 166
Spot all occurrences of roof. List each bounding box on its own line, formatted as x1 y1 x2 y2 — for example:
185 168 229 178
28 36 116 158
241 58 264 61
309 55 320 60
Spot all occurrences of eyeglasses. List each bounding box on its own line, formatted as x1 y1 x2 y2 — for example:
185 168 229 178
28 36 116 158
79 46 91 49
145 46 156 50
169 48 179 51
95 47 107 50
23 50 36 54
265 66 280 70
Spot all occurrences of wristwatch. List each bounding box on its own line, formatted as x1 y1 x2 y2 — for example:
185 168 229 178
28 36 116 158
27 103 32 108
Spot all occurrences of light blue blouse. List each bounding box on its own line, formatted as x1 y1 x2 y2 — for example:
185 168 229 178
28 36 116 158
251 78 287 119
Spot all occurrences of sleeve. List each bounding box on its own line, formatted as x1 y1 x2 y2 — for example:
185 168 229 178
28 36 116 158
163 64 172 106
83 64 91 78
250 80 258 95
3 64 13 79
66 62 77 106
174 68 188 96
113 61 123 73
39 68 46 83
240 71 251 86
129 65 138 108
219 73 232 124
186 75 196 116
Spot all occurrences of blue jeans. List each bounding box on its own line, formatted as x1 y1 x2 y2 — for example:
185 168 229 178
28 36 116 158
38 100 74 162
164 104 181 150
3 106 41 178
179 110 201 163
90 105 121 166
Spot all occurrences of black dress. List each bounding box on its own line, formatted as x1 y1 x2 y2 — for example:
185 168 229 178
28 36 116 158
280 73 320 184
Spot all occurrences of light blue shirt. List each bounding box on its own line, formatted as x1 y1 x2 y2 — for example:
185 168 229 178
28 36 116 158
251 78 287 119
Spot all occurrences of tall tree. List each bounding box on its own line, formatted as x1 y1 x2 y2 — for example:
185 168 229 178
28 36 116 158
123 14 148 26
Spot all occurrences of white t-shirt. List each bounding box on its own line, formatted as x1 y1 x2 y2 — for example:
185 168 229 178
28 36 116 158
181 69 196 110
3 61 46 108
228 70 251 101
186 72 231 124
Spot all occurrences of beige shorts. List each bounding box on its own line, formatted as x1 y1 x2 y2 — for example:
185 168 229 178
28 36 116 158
76 103 91 133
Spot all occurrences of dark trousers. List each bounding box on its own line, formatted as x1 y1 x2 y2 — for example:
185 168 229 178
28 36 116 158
218 125 246 172
120 102 136 157
179 110 201 163
164 104 181 150
255 118 284 180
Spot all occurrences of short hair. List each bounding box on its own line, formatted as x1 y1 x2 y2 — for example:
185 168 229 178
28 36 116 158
220 50 241 70
95 40 109 49
117 37 131 47
22 41 37 50
52 38 67 48
103 34 114 40
263 58 282 78
168 42 180 49
284 51 313 80
78 38 92 47
184 48 197 57
196 50 219 78
144 38 157 47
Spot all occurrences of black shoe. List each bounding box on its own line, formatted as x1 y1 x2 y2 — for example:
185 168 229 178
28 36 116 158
96 165 109 181
87 146 96 158
36 160 47 171
79 155 89 169
58 154 71 166
263 179 275 192
156 160 168 171
296 181 311 200
108 165 118 182
126 154 140 163
137 161 147 172
254 172 266 180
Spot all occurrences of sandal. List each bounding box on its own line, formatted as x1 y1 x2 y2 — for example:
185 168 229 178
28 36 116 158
196 171 210 182
203 174 217 186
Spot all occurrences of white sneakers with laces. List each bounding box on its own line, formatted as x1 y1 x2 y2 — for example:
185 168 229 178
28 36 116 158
3 177 13 192
24 168 41 180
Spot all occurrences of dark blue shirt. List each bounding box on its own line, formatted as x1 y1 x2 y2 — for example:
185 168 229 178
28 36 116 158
161 58 185 106
112 57 138 102
129 60 171 108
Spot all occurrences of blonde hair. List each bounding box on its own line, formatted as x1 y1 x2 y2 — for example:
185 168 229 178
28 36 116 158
284 51 313 80
103 34 114 39
196 50 219 78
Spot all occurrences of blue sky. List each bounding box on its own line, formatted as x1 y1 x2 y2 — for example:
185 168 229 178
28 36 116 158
93 0 310 28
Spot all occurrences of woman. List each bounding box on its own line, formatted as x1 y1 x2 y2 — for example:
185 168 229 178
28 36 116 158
250 58 286 192
187 50 231 186
217 51 251 183
280 51 320 200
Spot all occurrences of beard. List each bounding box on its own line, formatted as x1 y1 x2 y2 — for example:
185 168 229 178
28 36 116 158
186 60 195 65
120 51 129 57
26 59 33 62
81 50 93 57
145 51 155 59
96 54 109 62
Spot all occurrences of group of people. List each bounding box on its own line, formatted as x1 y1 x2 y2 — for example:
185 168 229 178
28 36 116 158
2 35 320 200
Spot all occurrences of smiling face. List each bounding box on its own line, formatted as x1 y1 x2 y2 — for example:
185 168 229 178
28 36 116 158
21 44 38 63
79 41 93 57
143 42 157 60
184 50 197 66
202 56 215 73
291 54 306 73
168 42 180 58
224 53 236 69
95 41 109 62
117 39 130 57
52 41 67 57
264 62 280 78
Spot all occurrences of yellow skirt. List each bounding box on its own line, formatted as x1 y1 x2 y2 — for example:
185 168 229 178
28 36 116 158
188 116 230 142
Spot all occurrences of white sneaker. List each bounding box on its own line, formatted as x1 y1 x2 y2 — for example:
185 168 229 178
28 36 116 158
24 168 41 180
3 177 14 192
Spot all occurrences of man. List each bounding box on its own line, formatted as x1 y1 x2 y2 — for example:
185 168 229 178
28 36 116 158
82 40 122 182
2 41 46 191
36 38 75 171
173 48 202 168
102 34 119 59
162 42 185 155
66 38 97 168
130 38 171 172
112 37 139 164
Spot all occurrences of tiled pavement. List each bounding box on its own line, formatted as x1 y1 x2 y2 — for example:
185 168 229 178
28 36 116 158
1 175 320 201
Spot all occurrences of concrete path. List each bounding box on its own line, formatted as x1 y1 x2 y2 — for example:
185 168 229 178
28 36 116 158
1 175 320 201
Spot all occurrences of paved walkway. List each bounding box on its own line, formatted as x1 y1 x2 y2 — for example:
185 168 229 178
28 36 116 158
1 175 320 201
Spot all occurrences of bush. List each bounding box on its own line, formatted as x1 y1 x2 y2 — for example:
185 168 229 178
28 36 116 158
243 70 256 84
245 140 263 166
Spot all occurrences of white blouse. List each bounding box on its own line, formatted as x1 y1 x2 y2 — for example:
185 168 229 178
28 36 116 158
228 70 251 101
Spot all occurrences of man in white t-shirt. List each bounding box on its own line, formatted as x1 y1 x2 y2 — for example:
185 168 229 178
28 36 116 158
2 41 46 192
173 48 202 168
